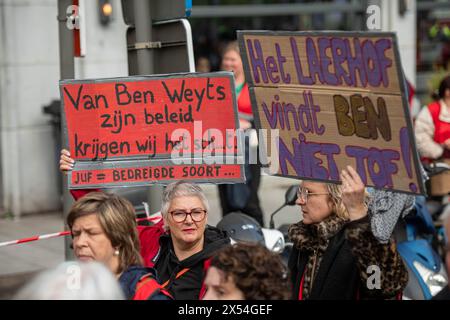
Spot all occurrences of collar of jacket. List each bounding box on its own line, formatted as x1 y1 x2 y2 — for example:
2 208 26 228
118 265 159 299
288 214 348 252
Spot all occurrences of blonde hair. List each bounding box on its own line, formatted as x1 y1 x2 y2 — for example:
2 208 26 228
67 192 143 274
222 40 240 55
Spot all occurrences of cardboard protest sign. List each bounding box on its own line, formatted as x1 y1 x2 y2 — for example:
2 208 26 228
238 31 424 194
60 72 244 189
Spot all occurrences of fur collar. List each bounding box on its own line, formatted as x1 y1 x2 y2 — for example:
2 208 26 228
288 214 348 252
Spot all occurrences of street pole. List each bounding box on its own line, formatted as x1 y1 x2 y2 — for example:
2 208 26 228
132 0 154 75
57 0 75 260
130 0 163 214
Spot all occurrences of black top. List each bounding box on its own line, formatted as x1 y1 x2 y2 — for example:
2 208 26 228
154 225 230 300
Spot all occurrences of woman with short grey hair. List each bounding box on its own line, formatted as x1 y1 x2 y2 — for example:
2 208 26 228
160 181 210 230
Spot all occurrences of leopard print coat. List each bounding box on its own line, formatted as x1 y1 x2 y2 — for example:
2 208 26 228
288 214 408 299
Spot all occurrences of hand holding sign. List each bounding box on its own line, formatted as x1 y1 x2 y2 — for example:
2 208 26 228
238 31 424 194
59 72 245 188
340 165 368 222
60 149 74 174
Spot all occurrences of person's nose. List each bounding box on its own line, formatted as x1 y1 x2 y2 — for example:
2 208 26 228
223 60 232 69
296 195 306 206
74 232 88 249
184 213 194 224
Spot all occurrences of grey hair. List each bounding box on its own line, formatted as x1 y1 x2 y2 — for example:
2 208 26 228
161 181 210 221
14 261 124 300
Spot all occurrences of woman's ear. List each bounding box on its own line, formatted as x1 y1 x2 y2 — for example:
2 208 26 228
327 197 335 215
162 216 170 231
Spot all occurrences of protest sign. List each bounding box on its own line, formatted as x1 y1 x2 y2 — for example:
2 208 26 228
60 72 244 188
238 31 424 194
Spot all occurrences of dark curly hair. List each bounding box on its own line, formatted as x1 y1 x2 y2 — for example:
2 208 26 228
210 243 291 300
432 75 450 100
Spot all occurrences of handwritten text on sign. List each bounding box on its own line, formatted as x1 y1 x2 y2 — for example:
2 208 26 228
60 72 244 188
238 32 423 194
71 164 242 186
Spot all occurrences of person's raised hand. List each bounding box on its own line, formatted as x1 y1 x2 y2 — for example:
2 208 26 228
60 149 74 174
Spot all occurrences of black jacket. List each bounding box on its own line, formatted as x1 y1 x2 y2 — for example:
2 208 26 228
154 225 230 300
288 216 408 300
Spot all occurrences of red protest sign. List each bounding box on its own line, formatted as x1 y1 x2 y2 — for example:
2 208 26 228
59 72 245 188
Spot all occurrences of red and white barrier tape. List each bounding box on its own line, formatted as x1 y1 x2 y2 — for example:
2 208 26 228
0 231 72 248
0 215 161 248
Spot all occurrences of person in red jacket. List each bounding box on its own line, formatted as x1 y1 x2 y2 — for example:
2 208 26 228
60 150 230 300
217 41 264 227
415 75 450 162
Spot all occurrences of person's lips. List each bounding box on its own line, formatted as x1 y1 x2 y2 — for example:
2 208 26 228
182 228 196 234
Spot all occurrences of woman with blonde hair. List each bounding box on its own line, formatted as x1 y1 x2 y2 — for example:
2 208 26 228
415 75 450 162
288 165 408 299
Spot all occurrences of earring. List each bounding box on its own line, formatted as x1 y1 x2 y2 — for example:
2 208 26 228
114 249 119 256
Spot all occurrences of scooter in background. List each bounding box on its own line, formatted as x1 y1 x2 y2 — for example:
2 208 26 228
216 185 298 265
271 182 448 299
423 161 450 261
268 185 298 264
395 162 449 300
395 195 448 300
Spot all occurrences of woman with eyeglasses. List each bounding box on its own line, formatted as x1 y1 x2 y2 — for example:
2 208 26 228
288 165 408 300
138 181 230 299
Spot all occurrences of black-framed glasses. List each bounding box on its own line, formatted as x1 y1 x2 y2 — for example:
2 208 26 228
297 187 329 204
169 208 207 223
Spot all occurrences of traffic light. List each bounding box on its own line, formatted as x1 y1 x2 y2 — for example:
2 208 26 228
99 0 113 26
